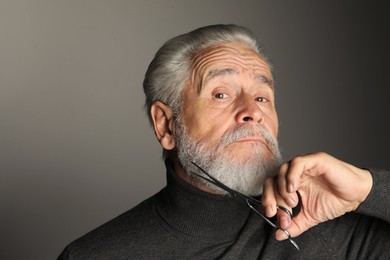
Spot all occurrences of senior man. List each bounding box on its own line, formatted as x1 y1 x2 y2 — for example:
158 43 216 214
58 24 390 259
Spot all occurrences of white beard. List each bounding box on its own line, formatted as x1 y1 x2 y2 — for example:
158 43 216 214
174 117 282 196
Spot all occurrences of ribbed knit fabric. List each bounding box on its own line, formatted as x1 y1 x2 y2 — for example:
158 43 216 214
58 161 390 259
156 165 251 243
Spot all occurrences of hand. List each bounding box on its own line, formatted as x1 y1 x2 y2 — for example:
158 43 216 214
262 152 373 240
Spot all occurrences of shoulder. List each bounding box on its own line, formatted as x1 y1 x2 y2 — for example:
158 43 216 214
58 193 164 259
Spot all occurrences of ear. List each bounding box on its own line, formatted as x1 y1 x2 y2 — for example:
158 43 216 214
150 101 175 150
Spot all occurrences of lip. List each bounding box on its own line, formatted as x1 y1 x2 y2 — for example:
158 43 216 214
235 137 266 144
231 136 273 154
236 136 264 143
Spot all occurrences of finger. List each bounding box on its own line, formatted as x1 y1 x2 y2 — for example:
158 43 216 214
276 162 289 195
287 152 330 190
277 162 299 208
261 177 277 217
275 228 290 241
281 153 325 194
273 181 293 230
275 215 308 241
276 206 292 230
275 208 318 241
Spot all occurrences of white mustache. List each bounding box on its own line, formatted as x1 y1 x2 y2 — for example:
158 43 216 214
219 125 278 152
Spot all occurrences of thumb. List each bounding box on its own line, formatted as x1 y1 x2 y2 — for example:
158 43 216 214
275 213 312 240
276 205 293 230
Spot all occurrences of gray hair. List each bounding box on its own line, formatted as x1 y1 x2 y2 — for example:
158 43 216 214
143 24 271 124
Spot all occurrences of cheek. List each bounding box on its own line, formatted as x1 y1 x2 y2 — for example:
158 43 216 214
184 110 232 142
267 112 279 137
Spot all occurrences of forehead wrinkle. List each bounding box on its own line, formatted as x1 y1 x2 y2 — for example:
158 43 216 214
190 44 271 93
192 44 260 74
193 46 262 70
193 59 248 93
191 52 235 93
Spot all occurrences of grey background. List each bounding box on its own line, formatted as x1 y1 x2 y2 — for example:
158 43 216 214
1 1 389 259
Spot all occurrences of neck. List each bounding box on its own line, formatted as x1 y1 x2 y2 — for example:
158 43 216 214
172 158 223 195
156 159 251 242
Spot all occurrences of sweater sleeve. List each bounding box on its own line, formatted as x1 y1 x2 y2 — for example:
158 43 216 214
355 169 390 223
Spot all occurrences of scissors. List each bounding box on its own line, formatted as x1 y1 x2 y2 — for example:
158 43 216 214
190 161 300 251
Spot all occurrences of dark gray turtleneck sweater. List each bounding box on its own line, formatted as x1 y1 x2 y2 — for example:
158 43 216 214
58 161 390 259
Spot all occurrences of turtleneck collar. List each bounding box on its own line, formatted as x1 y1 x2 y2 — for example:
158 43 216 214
156 159 251 243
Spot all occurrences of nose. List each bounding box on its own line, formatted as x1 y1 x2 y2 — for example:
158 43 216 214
235 95 263 124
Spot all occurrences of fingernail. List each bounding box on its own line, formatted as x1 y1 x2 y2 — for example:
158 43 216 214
288 196 296 206
279 216 290 229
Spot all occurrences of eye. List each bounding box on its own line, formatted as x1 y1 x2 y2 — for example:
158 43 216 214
214 93 229 99
255 97 269 103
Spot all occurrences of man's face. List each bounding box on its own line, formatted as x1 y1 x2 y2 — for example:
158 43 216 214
173 42 280 196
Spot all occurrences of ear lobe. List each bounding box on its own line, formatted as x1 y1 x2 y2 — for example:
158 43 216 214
150 101 176 150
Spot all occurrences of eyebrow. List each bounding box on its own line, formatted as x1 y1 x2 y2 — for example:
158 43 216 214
254 74 274 88
204 68 274 89
206 68 238 81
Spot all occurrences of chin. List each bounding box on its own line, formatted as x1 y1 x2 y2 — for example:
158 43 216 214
227 151 272 164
